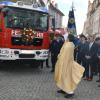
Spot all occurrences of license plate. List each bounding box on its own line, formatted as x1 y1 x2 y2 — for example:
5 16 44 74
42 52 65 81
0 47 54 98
21 50 33 54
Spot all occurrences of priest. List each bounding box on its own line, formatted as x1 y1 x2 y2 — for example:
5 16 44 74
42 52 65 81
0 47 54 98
55 34 85 98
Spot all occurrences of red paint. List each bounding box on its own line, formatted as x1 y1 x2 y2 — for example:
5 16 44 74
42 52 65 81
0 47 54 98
0 10 50 50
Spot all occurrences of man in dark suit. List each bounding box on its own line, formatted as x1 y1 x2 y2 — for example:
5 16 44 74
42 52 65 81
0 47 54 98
95 37 100 83
84 35 99 81
77 34 87 77
77 35 87 64
49 34 64 72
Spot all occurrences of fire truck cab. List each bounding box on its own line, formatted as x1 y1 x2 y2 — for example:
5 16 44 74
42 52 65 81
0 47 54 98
0 1 50 65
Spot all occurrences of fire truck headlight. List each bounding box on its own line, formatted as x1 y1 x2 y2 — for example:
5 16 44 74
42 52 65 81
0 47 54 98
43 51 48 54
36 51 41 55
1 50 9 54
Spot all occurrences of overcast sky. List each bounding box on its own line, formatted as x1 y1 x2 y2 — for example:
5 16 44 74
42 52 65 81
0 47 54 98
56 0 89 35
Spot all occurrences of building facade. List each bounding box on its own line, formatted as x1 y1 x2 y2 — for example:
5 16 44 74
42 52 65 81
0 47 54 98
83 0 100 36
16 0 64 32
49 3 64 29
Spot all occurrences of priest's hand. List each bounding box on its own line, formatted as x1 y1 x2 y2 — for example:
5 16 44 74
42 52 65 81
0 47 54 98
98 56 100 60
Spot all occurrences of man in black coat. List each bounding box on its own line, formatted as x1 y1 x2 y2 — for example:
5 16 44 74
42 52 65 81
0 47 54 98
49 34 64 72
84 36 99 81
77 35 87 64
95 37 100 83
77 34 87 77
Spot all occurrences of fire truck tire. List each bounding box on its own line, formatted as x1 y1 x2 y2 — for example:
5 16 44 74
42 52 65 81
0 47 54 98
0 60 6 66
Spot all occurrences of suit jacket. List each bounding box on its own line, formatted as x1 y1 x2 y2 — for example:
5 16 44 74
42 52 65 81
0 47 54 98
49 39 64 57
84 42 99 64
97 45 100 56
97 45 100 66
77 42 86 60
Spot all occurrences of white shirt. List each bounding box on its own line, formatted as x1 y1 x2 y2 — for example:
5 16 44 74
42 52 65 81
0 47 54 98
89 42 93 50
63 33 68 41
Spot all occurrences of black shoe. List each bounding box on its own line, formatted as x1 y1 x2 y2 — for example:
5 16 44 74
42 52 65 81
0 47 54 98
87 78 92 81
93 72 97 76
40 66 43 69
46 65 50 68
57 90 66 94
51 69 54 72
64 93 74 98
96 80 100 82
98 85 100 87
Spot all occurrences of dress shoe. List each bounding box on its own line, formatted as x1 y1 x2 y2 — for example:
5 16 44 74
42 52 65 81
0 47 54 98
87 78 92 81
40 66 43 69
46 65 50 68
93 72 97 76
51 69 54 72
96 80 100 82
64 93 74 98
57 90 66 94
98 85 100 87
83 77 88 80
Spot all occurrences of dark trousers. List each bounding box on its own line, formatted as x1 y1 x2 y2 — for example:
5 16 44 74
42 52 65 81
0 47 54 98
40 59 49 68
97 62 100 79
92 63 98 75
77 57 86 77
46 59 49 67
85 62 93 79
51 54 57 71
82 60 87 77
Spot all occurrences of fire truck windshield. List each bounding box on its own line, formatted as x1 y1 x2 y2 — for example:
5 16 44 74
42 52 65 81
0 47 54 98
4 7 48 31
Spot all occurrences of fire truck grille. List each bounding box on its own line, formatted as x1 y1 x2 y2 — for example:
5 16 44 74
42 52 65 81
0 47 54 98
19 54 35 58
32 38 43 46
11 37 43 46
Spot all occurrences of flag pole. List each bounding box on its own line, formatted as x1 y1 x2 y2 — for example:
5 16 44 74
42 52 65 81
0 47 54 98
67 2 77 35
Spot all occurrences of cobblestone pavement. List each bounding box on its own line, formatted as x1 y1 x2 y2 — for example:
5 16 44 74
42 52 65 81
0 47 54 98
0 63 100 100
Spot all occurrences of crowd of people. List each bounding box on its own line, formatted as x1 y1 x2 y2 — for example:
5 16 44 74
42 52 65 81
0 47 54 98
75 34 100 81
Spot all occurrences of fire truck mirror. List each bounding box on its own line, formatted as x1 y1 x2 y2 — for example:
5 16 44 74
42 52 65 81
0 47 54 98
0 29 2 32
0 8 2 12
0 5 4 12
1 7 10 17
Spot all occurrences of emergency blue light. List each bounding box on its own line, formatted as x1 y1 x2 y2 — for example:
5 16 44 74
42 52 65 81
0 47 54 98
39 7 48 13
0 1 15 6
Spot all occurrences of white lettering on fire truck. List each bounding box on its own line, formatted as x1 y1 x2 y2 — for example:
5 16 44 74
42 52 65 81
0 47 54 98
11 30 21 37
36 33 43 38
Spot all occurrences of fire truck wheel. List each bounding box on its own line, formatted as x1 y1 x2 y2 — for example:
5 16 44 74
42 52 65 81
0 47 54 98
0 60 6 67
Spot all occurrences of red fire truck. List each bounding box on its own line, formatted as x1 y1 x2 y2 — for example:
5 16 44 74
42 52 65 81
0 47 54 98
0 1 50 65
